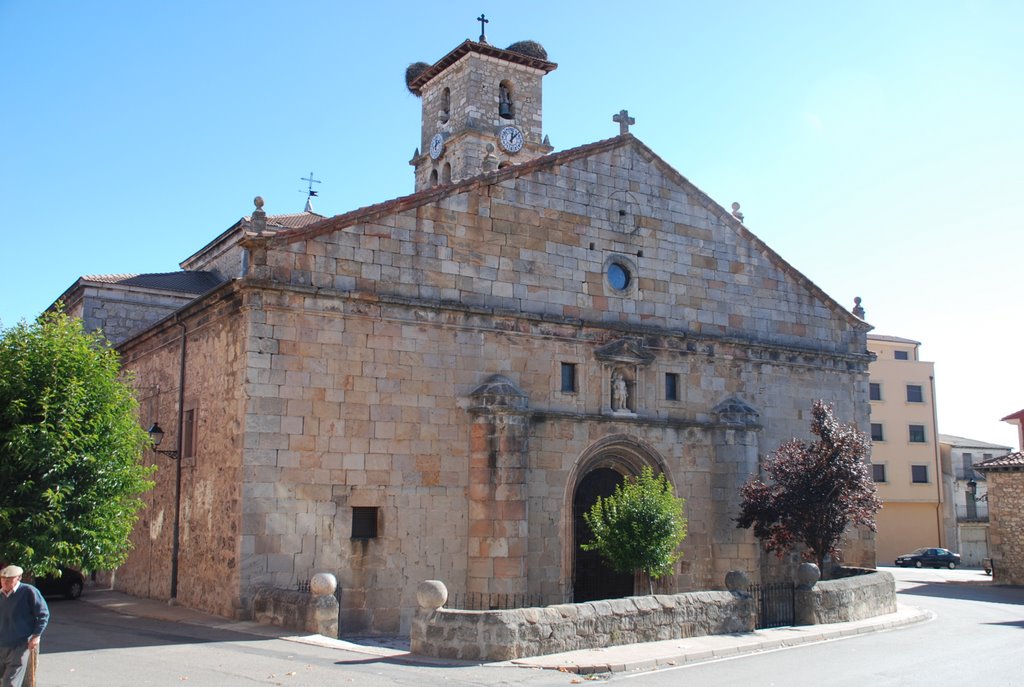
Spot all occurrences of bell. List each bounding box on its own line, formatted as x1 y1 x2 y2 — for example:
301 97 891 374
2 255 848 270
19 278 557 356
498 100 514 119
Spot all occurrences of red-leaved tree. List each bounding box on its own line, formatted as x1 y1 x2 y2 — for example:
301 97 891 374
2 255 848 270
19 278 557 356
737 400 881 577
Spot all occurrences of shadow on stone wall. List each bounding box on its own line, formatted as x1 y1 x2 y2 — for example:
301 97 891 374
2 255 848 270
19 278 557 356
410 566 897 661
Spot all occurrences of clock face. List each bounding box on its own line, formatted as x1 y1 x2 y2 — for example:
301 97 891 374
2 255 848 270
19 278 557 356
499 126 524 153
429 133 445 160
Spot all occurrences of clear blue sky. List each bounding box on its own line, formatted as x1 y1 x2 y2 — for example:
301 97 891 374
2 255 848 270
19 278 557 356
2 1 1021 447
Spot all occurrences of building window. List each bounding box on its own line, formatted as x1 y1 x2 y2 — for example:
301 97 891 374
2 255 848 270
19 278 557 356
560 362 577 393
894 350 909 360
872 464 887 482
869 383 881 401
906 384 924 403
429 169 439 187
911 465 929 483
909 424 927 443
442 162 452 184
351 507 378 539
607 261 631 291
182 408 197 459
665 373 679 401
870 423 884 441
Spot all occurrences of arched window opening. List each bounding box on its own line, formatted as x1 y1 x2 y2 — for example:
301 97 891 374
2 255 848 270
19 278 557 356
429 169 439 187
442 162 452 184
498 80 515 119
440 87 450 123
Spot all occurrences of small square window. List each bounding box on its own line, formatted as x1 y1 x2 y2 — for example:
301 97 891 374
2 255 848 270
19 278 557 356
906 385 924 403
911 465 929 483
665 373 679 401
909 424 927 443
869 383 881 401
351 507 378 539
870 423 884 441
894 350 909 360
560 363 577 393
872 464 887 482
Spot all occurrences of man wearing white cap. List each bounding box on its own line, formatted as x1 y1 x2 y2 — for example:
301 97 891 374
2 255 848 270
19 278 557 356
0 565 49 687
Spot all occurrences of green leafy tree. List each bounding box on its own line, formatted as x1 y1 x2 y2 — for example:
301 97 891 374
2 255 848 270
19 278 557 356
736 400 881 577
582 466 688 594
0 310 155 576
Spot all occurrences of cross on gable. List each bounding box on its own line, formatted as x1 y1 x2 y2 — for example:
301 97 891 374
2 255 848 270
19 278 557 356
612 109 635 135
477 13 489 43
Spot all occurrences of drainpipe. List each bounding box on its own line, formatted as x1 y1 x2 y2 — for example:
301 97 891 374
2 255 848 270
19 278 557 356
170 320 187 602
929 374 945 548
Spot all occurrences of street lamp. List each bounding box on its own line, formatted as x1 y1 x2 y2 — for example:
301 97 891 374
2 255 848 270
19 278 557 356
147 423 179 459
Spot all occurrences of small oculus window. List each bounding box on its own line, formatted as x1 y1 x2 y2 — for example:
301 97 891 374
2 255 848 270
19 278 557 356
607 261 631 291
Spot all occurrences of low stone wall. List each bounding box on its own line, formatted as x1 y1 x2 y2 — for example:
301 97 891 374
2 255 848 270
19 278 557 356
411 580 754 661
251 573 339 637
796 567 896 625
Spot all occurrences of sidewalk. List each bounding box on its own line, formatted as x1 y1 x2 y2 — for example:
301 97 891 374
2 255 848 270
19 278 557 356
80 587 931 675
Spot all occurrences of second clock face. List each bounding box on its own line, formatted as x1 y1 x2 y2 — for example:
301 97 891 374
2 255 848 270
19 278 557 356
429 133 445 160
499 126 524 153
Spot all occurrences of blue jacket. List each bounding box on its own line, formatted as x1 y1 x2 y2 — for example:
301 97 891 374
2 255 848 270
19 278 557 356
0 583 49 647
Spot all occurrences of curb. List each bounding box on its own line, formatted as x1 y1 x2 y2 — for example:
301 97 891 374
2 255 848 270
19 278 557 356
507 606 933 674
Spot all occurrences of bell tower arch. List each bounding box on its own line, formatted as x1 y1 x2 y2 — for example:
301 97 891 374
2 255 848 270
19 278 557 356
406 38 556 191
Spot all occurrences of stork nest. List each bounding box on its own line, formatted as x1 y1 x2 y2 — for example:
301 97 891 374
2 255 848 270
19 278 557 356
505 40 548 60
404 62 430 94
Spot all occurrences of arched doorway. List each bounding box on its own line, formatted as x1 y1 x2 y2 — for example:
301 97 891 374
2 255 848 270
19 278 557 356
572 467 635 602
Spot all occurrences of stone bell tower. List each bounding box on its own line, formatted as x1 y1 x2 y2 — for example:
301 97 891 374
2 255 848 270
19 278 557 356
406 27 557 191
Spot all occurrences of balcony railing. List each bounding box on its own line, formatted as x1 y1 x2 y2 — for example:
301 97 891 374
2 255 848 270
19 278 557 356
955 504 989 521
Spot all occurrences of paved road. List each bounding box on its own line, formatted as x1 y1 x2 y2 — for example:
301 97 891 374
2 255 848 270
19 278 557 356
609 566 1023 686
36 566 1022 686
38 597 573 687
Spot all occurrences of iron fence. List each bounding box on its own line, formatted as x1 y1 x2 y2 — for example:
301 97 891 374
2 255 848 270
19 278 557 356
446 591 545 610
749 582 795 629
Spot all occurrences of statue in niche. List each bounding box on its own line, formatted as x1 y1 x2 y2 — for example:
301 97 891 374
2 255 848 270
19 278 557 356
611 371 629 412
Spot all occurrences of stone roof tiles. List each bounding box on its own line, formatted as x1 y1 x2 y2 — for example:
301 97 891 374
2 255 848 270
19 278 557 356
80 271 223 295
974 451 1024 472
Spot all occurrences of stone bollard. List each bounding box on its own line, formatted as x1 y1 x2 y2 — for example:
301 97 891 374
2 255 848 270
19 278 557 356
411 580 448 657
310 573 339 638
794 562 820 626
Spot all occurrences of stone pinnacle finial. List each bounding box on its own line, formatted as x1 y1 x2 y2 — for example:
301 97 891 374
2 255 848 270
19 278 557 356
852 296 865 319
252 196 267 232
731 202 744 222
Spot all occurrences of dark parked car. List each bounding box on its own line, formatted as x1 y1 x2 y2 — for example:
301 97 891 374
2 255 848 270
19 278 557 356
31 567 85 600
894 547 961 569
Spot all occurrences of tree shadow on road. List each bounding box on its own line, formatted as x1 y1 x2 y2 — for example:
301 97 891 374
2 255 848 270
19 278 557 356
897 580 1024 606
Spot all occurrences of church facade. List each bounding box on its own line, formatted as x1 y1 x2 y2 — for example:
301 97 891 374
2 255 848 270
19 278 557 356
58 36 874 634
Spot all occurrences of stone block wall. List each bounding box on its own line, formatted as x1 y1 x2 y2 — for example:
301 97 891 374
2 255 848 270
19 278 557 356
116 287 248 618
796 570 896 625
252 587 338 637
411 582 754 661
987 471 1024 585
